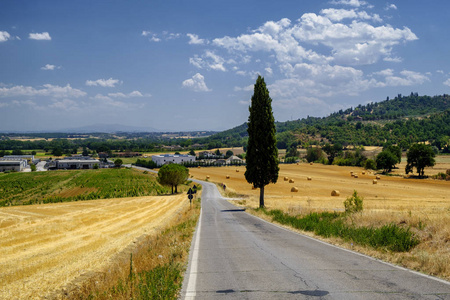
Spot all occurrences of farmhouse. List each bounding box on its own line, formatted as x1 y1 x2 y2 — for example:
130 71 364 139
151 154 195 166
4 155 36 164
198 151 216 158
0 158 27 172
226 155 244 165
56 158 100 169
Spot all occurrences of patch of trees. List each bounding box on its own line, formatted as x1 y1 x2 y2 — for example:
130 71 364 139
405 144 436 177
375 145 401 173
134 159 157 169
157 164 189 194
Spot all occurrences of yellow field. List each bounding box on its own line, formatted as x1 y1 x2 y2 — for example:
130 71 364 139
0 195 188 300
190 163 450 279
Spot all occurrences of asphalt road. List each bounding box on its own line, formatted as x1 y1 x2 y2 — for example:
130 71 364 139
180 181 450 300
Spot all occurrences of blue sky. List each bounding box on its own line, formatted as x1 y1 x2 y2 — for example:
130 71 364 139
1 0 449 132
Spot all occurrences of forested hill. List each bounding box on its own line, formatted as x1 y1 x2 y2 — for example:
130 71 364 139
334 93 450 121
200 94 450 149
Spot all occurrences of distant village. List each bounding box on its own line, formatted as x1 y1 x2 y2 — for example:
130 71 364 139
0 150 245 173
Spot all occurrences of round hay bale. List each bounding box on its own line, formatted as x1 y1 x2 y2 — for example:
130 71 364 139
236 169 239 172
350 171 354 175
373 179 377 184
376 175 381 180
226 175 230 179
310 162 313 165
297 163 300 165
354 174 358 178
291 187 299 192
307 177 312 181
206 175 210 180
289 179 295 183
362 171 365 175
284 177 289 181
331 190 340 196
197 166 201 169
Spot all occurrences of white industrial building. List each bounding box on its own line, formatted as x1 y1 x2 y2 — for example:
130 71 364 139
151 154 195 166
56 159 100 169
0 158 27 172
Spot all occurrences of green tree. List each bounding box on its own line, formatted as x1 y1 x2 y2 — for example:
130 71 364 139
30 164 37 172
12 149 23 155
189 149 196 156
383 144 401 163
285 144 299 158
114 159 123 168
157 164 189 194
363 158 376 170
52 147 63 157
245 76 279 208
82 147 89 156
225 150 234 158
306 147 323 163
376 150 398 173
405 144 436 177
322 143 342 165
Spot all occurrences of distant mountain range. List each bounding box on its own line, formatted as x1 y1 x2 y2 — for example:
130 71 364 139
56 123 161 133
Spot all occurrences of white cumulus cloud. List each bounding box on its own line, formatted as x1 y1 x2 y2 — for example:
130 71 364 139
29 32 51 40
49 99 79 111
0 84 86 98
108 91 145 98
182 73 211 92
385 4 397 10
187 33 206 45
330 0 368 7
0 31 11 42
190 51 228 71
86 78 121 87
41 64 61 71
443 79 450 87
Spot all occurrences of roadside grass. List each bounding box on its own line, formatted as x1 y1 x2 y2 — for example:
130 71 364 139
65 196 201 300
0 168 169 206
257 208 419 252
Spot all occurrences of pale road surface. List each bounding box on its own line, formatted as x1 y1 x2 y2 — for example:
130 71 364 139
180 181 450 300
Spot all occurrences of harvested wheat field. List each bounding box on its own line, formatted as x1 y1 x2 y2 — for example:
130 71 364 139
0 195 187 300
190 163 450 279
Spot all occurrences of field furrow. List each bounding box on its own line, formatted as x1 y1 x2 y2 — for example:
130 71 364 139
0 195 187 300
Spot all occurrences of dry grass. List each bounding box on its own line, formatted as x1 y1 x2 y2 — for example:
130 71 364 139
190 163 450 280
0 194 188 299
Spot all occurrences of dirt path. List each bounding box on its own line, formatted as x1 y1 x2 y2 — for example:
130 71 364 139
0 195 187 300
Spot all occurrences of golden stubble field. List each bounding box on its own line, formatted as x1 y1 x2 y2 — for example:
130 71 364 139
189 163 450 279
0 195 188 300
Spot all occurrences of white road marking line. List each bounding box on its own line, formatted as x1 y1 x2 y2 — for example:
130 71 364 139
184 207 202 299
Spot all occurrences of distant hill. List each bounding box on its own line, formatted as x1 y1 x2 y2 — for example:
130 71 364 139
199 94 450 149
58 123 161 133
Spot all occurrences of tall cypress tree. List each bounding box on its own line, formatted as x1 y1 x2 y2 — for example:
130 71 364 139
245 75 279 208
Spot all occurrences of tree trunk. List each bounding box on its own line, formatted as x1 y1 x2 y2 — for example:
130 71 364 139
175 185 178 193
171 185 174 194
259 186 265 208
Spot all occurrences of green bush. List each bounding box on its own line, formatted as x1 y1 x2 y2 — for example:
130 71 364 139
344 190 363 213
364 159 377 170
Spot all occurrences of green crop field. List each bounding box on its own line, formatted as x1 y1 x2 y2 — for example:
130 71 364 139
0 168 169 206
